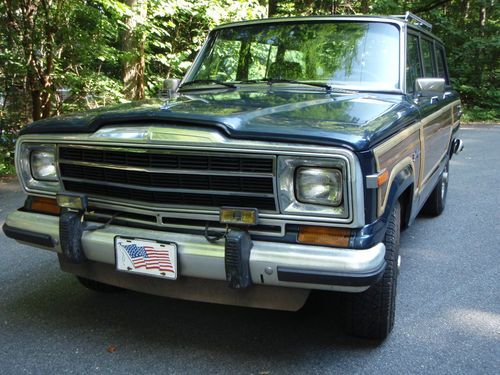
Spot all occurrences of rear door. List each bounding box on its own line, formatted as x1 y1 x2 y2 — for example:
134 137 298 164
417 35 453 190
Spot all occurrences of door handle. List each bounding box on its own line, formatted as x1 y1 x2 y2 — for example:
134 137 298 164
430 96 439 104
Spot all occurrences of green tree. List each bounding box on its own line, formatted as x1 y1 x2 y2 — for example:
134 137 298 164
0 0 498 175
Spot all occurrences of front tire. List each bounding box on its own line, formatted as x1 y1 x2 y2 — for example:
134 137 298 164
422 160 449 216
343 201 401 340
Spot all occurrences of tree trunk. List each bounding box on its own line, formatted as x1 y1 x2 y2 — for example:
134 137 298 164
479 4 486 29
122 0 147 100
361 0 369 14
463 0 470 20
268 0 278 17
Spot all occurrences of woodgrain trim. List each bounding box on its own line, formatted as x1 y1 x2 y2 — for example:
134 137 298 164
373 100 459 217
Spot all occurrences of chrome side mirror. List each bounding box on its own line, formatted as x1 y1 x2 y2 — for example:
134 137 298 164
415 78 445 97
162 78 181 98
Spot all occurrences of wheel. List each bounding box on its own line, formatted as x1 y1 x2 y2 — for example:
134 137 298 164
422 160 449 216
76 276 124 293
343 201 401 340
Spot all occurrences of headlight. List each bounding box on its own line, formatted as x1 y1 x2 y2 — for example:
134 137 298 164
30 149 57 181
295 167 342 206
17 143 60 193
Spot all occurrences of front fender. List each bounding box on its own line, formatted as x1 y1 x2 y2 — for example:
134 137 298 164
352 165 414 248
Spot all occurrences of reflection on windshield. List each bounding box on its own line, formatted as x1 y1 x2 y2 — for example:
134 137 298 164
188 21 400 91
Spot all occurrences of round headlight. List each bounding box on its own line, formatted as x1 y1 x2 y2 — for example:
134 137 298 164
295 167 342 206
30 149 58 181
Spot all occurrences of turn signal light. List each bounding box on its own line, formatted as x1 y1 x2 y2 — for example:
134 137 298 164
298 225 350 247
377 169 389 187
30 196 61 215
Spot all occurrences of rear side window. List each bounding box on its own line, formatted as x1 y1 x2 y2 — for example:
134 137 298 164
406 34 422 93
421 38 436 77
435 45 449 84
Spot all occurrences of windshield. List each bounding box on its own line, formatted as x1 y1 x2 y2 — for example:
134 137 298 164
186 21 401 91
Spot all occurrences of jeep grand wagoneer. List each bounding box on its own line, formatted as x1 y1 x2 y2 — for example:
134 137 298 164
3 13 463 340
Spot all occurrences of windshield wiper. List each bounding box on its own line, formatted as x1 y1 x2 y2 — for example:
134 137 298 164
179 79 237 90
238 78 356 93
266 78 332 91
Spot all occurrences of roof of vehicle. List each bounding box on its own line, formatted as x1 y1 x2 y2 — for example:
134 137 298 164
214 15 406 29
214 15 442 43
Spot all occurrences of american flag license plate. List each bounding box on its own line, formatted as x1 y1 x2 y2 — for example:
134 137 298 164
115 237 177 279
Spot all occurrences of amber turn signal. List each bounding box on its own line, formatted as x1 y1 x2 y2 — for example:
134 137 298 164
377 169 389 187
297 225 351 247
30 196 61 215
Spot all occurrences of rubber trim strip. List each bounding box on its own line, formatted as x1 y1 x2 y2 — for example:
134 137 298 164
2 223 56 248
277 261 386 287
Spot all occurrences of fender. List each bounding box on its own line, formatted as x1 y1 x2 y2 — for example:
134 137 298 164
352 166 414 249
382 165 414 226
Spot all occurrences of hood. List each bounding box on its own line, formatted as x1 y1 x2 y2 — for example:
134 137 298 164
20 89 419 151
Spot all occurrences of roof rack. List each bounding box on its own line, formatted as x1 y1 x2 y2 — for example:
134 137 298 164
393 11 432 30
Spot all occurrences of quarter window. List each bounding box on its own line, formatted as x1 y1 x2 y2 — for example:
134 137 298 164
436 45 449 84
421 38 436 77
406 34 422 93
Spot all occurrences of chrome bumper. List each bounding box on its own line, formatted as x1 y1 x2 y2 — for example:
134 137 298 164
4 210 386 293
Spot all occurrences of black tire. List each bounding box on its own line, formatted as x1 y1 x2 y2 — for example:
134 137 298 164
422 161 449 216
76 276 124 293
343 201 401 340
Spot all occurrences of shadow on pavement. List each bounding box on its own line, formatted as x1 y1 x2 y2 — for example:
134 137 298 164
4 271 381 358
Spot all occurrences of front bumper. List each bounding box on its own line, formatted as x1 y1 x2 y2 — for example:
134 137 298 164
4 210 386 294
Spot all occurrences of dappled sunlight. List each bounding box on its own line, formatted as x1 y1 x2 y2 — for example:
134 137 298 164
448 308 500 339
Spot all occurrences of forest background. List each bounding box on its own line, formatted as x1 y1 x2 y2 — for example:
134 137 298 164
1 0 498 174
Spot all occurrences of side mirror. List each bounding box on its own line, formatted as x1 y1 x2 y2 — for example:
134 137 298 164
415 78 445 97
162 78 181 98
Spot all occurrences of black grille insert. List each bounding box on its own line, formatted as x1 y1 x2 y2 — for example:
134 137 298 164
60 164 273 194
63 181 276 210
59 147 274 173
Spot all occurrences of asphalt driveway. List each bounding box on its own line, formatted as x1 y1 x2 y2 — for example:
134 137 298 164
0 126 499 374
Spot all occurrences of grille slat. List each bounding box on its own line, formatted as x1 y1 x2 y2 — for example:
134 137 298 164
59 146 276 211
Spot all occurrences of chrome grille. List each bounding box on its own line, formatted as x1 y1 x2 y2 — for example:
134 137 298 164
58 146 277 211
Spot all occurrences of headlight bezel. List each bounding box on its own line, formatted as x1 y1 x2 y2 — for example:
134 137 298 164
17 142 60 194
277 156 349 218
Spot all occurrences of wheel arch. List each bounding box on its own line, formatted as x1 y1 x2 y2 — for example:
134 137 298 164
380 164 415 229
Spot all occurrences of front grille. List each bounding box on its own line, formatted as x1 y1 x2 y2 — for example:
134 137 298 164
58 146 277 211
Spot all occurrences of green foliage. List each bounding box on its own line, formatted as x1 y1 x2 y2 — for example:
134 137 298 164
0 153 16 176
0 0 498 175
143 0 266 95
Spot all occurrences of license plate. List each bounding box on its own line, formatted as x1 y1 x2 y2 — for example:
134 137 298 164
115 237 177 280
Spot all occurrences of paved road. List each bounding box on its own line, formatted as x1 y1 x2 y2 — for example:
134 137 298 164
1 127 499 374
